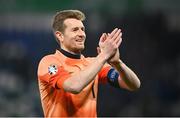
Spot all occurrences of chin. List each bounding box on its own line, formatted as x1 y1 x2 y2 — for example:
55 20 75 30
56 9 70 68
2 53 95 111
76 47 84 53
78 45 84 49
73 46 84 53
79 47 84 51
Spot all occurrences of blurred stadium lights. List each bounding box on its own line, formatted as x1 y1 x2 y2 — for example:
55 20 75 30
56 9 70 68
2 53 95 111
0 0 180 31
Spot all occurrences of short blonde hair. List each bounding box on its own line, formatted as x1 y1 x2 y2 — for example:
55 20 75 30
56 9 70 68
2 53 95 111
52 10 86 33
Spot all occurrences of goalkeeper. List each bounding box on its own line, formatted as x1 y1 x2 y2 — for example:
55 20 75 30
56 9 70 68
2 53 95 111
37 9 141 117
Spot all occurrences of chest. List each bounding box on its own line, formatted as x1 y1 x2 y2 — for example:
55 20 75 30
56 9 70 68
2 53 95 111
62 59 88 74
61 59 98 99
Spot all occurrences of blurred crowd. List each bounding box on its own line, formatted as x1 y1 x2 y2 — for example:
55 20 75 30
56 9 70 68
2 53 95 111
0 9 180 116
97 11 180 116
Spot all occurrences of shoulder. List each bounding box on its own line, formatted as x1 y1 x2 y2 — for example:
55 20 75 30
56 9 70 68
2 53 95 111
39 54 60 66
38 54 62 76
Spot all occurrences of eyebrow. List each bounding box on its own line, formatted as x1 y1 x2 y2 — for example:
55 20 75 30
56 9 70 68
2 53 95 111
72 26 85 30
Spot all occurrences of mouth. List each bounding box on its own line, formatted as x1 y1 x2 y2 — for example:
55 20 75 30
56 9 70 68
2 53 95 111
75 39 84 42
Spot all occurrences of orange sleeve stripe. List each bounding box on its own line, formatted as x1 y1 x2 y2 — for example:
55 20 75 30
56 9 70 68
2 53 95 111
98 66 111 84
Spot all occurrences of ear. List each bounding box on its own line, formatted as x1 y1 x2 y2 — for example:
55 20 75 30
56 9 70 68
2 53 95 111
55 31 64 42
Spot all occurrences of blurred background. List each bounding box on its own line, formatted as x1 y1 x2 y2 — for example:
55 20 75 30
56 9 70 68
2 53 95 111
0 0 180 116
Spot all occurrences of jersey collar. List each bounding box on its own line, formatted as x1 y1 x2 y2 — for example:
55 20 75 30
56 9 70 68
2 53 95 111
59 48 81 59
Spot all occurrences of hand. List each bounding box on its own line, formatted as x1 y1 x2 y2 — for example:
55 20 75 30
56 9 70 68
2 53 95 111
97 28 122 62
107 30 122 65
97 46 120 65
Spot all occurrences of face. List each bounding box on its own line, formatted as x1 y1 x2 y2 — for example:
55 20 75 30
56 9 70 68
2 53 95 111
56 18 86 54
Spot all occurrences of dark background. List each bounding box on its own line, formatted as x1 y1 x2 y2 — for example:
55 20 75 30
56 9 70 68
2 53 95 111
0 0 180 116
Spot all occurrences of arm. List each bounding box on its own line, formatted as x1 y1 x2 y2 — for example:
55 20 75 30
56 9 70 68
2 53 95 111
108 35 141 91
62 53 107 94
99 29 140 91
62 28 120 94
110 59 141 91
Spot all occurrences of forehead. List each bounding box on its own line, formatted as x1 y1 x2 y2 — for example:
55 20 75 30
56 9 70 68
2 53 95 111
64 18 84 28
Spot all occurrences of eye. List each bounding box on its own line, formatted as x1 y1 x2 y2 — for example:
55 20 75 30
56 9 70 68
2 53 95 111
72 27 79 32
81 27 85 31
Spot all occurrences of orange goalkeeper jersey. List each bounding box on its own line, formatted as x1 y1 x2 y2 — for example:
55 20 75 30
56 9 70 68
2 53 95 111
37 49 110 117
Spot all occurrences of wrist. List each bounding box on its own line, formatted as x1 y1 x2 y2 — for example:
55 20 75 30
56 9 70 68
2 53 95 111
110 59 124 71
109 59 121 66
97 53 108 64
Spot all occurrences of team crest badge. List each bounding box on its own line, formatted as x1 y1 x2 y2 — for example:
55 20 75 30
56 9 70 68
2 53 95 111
48 64 58 75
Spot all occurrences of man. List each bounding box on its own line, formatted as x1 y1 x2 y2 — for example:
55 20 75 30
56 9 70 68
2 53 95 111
37 10 140 117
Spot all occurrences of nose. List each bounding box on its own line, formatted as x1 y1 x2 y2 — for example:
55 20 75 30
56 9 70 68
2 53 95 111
78 29 86 38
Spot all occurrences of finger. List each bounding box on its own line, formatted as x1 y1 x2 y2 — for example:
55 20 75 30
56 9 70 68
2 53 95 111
99 33 105 42
112 32 122 48
119 32 122 37
112 29 121 41
99 33 107 43
103 33 107 42
116 37 122 47
99 33 106 46
97 47 101 54
115 32 122 43
110 28 121 37
109 28 118 39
